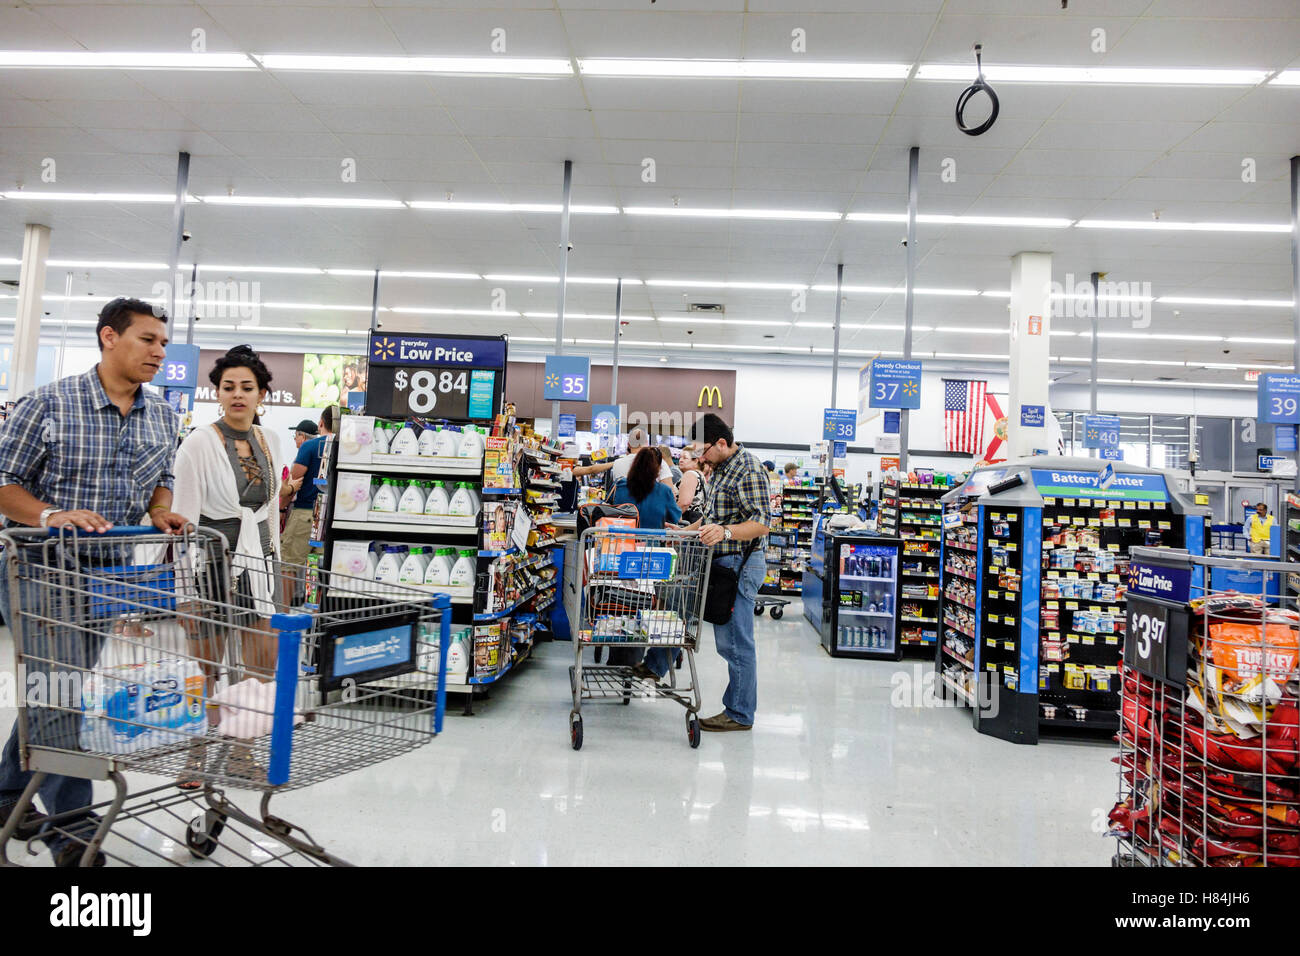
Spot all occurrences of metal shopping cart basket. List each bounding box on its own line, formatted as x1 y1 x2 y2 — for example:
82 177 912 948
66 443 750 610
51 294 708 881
1110 548 1299 867
570 527 711 750
0 525 451 867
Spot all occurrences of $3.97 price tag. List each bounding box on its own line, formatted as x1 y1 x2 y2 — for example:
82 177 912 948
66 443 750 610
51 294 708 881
393 367 470 415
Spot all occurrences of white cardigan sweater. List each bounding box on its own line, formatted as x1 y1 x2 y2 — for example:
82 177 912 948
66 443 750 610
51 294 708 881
173 423 285 615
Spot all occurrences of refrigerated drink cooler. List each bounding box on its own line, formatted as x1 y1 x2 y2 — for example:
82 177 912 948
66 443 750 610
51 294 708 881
805 530 904 661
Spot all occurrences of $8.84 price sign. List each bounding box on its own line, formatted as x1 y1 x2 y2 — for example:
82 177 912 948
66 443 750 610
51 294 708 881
393 367 470 416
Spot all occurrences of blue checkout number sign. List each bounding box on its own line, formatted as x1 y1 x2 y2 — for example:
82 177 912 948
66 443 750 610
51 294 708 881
1259 373 1300 425
543 354 590 402
1083 414 1121 449
868 359 921 410
823 408 856 441
153 343 200 390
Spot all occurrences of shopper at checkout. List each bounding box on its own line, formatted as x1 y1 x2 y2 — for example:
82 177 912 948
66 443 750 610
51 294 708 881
0 297 187 867
281 406 335 603
1246 502 1275 556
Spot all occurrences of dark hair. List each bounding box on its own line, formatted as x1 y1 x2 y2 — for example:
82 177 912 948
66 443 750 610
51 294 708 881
626 447 662 502
784 462 798 473
762 460 775 471
320 406 336 433
95 297 166 351
209 344 272 391
692 412 733 448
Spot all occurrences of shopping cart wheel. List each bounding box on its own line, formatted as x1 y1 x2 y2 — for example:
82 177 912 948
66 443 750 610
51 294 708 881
753 604 764 616
687 714 701 749
186 810 226 860
570 713 584 751
622 679 632 705
770 605 784 620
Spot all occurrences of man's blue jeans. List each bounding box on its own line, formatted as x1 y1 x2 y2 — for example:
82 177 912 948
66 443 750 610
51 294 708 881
0 552 97 839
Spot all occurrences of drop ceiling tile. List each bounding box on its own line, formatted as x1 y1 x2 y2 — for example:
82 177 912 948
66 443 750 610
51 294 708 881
564 11 744 57
582 78 742 112
1106 17 1300 69
737 80 905 115
738 13 936 60
377 8 571 55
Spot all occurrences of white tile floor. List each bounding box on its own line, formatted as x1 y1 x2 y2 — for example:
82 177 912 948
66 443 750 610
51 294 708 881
1 614 1120 866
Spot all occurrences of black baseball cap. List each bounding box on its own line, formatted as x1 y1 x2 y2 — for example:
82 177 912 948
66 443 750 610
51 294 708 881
291 419 319 435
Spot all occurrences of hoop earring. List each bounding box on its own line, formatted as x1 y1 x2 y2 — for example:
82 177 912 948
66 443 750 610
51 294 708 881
256 404 267 418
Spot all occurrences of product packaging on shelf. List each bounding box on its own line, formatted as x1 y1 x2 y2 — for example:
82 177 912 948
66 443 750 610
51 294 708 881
334 472 374 518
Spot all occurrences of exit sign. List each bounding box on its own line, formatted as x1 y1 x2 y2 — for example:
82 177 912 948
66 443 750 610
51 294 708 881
1245 370 1260 383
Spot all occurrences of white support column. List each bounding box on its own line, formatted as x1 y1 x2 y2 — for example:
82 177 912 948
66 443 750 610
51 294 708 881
1006 251 1053 460
12 222 52 398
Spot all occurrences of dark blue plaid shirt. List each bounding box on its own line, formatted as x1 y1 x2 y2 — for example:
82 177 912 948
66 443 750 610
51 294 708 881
0 366 177 526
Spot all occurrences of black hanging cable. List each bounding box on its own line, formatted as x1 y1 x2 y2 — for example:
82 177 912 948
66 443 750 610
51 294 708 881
955 44 1000 137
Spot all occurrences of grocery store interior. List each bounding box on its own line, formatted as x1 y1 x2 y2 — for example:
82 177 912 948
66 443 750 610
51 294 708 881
0 1 1298 868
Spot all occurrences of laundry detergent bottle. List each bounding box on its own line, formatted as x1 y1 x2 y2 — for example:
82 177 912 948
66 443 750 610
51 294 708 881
448 481 481 519
397 479 427 514
424 481 452 517
424 548 456 587
457 425 485 459
398 547 430 586
370 478 400 513
449 548 477 589
430 426 461 458
388 421 420 456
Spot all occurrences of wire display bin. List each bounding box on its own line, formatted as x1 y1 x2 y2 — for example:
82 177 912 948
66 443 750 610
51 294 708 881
0 525 450 867
571 528 711 750
1110 548 1299 867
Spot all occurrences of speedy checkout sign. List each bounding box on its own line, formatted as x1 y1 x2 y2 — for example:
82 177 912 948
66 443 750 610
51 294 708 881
367 333 506 421
1030 469 1169 501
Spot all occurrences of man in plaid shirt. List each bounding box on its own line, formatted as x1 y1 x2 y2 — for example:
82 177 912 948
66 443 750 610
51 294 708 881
0 297 186 867
687 413 770 732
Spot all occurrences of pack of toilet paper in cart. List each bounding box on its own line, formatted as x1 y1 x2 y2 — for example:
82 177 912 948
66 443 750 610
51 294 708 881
78 658 206 754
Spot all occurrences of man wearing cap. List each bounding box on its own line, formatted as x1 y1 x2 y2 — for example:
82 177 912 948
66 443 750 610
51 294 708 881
280 407 334 603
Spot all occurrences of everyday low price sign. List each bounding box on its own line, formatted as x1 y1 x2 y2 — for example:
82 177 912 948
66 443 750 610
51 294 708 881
868 359 921 410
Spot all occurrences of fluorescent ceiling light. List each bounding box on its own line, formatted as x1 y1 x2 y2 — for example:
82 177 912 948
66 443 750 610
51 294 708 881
1 191 190 203
982 290 1012 298
380 270 480 281
646 279 807 291
199 195 405 209
577 59 909 80
1076 219 1288 234
1272 71 1300 86
808 283 977 296
0 51 255 70
47 259 168 270
482 274 635 285
523 312 653 322
1096 332 1224 342
1097 377 1255 390
263 302 378 312
1052 292 1153 303
932 352 1010 361
916 287 980 297
932 326 1005 334
244 325 349 334
656 317 792 327
1157 295 1292 307
256 54 572 75
208 264 325 275
409 201 618 215
1199 362 1293 371
625 206 841 222
1226 336 1294 344
914 64 1268 86
848 212 1072 228
390 306 519 317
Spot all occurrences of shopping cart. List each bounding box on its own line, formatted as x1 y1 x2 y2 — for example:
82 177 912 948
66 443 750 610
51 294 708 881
1110 548 1299 867
570 528 711 750
0 524 451 867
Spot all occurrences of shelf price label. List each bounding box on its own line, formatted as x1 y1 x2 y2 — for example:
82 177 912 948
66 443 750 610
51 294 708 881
543 354 590 402
868 359 922 410
1258 372 1300 424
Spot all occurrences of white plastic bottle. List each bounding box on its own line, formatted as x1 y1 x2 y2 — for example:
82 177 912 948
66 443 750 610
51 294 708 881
457 425 485 460
364 548 380 580
424 481 452 517
430 426 461 458
448 481 481 519
449 548 477 589
417 425 439 457
374 545 407 584
423 548 456 587
370 478 400 513
398 547 430 586
397 479 427 515
372 420 392 455
388 422 420 456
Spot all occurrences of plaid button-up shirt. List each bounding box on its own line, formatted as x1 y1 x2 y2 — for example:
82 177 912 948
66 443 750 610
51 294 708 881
0 366 177 527
703 444 770 559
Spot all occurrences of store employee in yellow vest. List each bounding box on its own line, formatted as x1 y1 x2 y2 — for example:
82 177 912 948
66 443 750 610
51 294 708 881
1246 502 1275 555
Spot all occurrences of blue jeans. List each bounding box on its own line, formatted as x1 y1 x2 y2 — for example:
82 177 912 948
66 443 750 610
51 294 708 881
709 550 766 726
0 552 97 841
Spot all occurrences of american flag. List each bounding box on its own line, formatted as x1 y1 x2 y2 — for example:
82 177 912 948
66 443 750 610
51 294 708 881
944 379 988 455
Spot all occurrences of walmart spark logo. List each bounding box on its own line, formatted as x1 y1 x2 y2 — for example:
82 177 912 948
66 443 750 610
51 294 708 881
1087 428 1098 441
901 381 919 399
544 373 560 391
372 337 397 360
